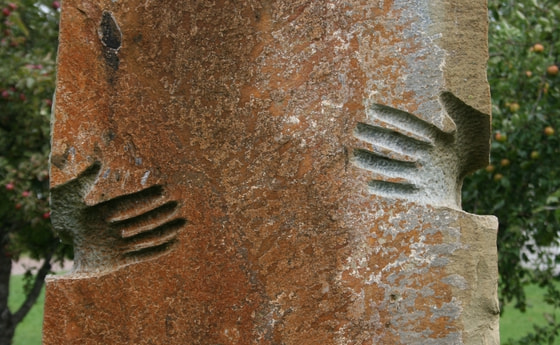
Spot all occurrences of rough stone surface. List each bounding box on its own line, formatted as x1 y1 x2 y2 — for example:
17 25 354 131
44 1 499 344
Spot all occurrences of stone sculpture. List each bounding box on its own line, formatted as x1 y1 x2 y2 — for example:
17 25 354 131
44 1 499 344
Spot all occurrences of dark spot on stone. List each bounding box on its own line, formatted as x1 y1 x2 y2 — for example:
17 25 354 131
103 52 120 71
50 154 67 170
102 130 116 144
100 12 122 50
99 11 122 71
50 146 77 170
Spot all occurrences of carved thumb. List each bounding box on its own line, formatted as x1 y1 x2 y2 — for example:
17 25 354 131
50 162 102 244
440 92 491 178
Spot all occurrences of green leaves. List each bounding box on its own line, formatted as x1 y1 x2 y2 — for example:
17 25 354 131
8 11 29 38
0 0 69 262
463 0 560 342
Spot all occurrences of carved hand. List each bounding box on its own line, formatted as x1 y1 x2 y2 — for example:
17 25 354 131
352 92 491 209
50 163 186 273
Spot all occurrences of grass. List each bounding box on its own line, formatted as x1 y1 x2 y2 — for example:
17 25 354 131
9 274 44 345
5 275 560 345
500 284 560 344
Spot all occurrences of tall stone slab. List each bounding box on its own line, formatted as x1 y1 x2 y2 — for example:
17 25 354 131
44 1 499 344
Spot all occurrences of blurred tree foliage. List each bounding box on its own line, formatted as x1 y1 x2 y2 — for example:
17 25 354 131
0 0 67 343
463 0 560 343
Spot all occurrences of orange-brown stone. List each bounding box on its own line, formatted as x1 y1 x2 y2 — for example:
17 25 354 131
44 1 498 344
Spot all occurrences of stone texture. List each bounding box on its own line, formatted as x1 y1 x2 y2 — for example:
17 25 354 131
44 1 499 344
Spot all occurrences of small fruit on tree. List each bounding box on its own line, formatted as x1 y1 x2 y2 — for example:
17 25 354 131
485 164 495 173
533 43 545 52
495 132 507 142
509 102 520 112
21 190 30 197
52 1 60 10
5 183 14 191
501 158 511 167
547 65 559 76
526 70 533 77
530 151 540 159
493 173 504 182
544 126 555 136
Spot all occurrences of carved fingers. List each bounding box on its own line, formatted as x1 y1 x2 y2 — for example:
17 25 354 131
352 93 490 208
50 162 186 273
96 186 186 260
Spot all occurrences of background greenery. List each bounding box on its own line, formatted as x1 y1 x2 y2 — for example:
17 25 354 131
462 0 560 343
0 0 68 343
1 0 560 344
10 275 44 345
501 284 560 344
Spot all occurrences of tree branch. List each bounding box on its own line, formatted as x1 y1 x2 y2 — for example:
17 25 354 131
12 250 54 325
